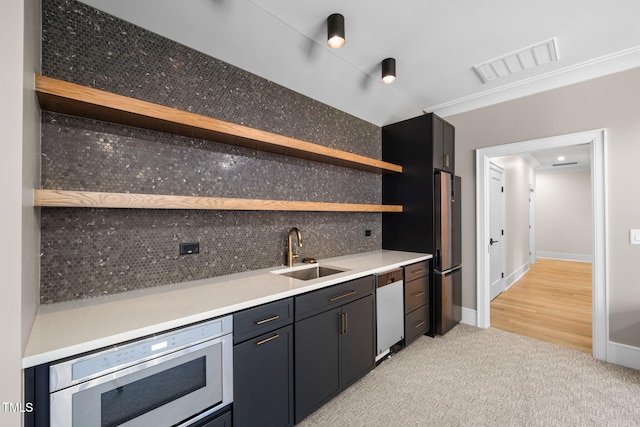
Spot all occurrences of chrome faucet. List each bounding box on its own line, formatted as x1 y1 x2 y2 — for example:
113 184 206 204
286 227 302 267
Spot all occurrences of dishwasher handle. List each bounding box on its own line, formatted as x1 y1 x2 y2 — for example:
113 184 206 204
376 269 403 288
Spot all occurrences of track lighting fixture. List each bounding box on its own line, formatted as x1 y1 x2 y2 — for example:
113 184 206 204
382 58 396 84
327 13 345 48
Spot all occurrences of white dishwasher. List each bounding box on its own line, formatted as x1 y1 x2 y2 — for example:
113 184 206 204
375 268 404 362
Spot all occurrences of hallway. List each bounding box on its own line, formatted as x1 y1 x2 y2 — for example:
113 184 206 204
490 258 592 353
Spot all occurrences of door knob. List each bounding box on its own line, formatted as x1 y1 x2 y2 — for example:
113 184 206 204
489 238 499 245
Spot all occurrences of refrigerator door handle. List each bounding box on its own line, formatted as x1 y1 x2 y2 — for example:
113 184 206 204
437 266 462 275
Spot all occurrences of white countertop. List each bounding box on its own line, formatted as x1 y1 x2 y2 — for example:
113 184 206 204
23 250 431 368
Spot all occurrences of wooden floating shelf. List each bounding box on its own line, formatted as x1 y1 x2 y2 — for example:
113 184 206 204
35 75 402 174
34 190 403 213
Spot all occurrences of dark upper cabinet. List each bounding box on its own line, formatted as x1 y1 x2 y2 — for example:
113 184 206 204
233 299 294 427
432 115 455 173
383 113 458 255
294 278 375 424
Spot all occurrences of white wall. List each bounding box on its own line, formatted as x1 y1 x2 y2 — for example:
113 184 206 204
0 0 40 422
446 66 640 347
490 155 535 278
536 169 592 260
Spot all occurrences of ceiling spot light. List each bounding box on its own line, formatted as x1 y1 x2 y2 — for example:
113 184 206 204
327 14 345 48
381 58 396 84
557 156 566 161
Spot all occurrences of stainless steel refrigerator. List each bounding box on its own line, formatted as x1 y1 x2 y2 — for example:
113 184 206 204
434 171 462 335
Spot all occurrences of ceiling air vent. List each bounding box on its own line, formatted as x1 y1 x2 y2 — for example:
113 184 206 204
473 38 559 83
553 162 578 167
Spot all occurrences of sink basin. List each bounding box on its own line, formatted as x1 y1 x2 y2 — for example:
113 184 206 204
274 265 347 281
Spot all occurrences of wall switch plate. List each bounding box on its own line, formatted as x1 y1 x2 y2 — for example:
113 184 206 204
180 242 200 255
630 230 640 245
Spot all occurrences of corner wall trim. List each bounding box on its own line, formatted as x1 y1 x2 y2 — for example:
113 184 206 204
461 307 477 327
608 341 640 371
503 261 530 291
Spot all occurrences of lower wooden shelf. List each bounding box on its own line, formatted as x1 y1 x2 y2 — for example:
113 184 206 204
34 189 403 213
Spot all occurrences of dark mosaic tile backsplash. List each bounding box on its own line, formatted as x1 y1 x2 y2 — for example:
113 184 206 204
40 0 384 304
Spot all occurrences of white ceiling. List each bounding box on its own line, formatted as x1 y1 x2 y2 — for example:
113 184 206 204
524 143 592 171
80 0 640 126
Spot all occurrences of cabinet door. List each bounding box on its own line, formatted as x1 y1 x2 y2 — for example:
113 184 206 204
432 115 455 173
405 275 429 314
433 116 445 171
405 303 430 344
294 308 341 424
234 325 294 427
341 294 375 388
443 120 455 173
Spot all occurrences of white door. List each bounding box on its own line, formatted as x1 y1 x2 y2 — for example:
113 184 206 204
489 163 505 300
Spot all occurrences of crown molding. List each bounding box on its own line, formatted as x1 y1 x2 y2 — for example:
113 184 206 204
428 45 640 118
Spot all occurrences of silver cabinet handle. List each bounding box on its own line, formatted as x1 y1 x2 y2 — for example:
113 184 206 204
413 291 426 298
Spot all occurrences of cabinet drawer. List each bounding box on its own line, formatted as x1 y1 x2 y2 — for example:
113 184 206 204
405 303 429 344
404 260 428 282
295 275 375 322
234 298 293 344
404 275 429 314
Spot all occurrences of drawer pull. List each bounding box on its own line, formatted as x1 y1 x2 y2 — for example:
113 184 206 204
329 290 356 302
339 312 349 334
413 320 426 329
255 333 280 346
411 268 426 275
413 291 426 298
254 315 280 325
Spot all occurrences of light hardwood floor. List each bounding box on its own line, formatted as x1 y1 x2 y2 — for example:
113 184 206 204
490 258 592 353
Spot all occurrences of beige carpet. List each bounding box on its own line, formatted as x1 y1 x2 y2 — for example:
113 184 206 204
297 324 640 426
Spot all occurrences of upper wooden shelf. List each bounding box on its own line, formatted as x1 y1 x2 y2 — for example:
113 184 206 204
34 190 403 213
35 75 402 174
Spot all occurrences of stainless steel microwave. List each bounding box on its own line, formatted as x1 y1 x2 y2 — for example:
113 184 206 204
49 316 233 427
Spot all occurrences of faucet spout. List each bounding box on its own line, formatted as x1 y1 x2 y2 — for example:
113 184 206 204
286 228 302 267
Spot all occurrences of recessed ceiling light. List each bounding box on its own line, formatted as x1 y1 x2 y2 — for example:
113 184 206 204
557 156 565 161
473 38 559 83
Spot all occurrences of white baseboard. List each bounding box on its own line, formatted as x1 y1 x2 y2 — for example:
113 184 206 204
503 262 530 291
461 307 477 327
537 251 593 263
608 341 640 371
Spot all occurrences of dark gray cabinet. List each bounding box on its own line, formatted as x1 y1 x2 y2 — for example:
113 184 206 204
194 409 232 427
233 298 294 427
294 276 375 423
404 260 430 344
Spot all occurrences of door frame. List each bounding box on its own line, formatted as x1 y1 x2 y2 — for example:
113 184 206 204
529 184 536 265
488 161 505 300
475 129 607 361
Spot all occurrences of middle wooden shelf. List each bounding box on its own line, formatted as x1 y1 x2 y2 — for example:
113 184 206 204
34 189 403 213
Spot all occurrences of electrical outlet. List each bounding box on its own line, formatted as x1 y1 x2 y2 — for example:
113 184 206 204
365 229 372 237
180 242 199 255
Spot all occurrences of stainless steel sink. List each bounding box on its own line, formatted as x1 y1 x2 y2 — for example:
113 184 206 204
275 265 346 281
